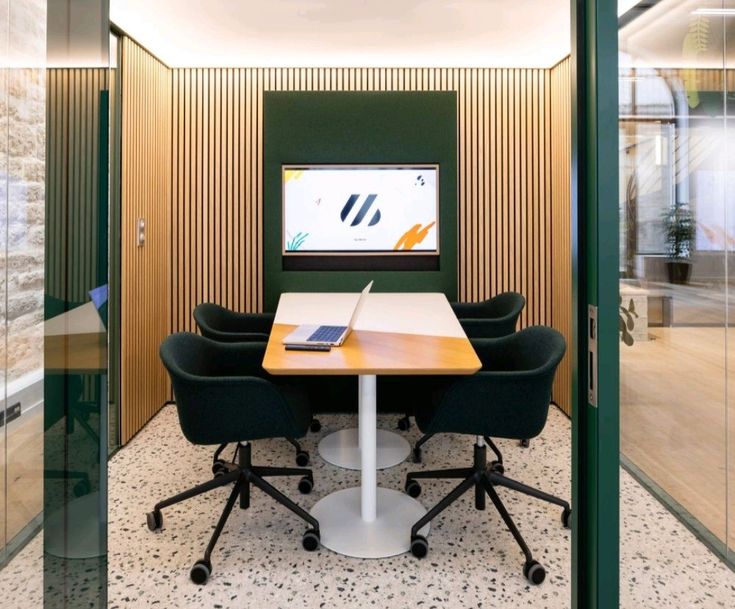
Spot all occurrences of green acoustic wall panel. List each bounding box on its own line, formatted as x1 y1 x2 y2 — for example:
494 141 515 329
263 91 457 310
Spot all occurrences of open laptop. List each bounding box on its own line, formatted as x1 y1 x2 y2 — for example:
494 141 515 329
282 281 373 347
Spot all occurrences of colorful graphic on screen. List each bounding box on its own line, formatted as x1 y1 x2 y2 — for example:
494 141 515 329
283 165 439 254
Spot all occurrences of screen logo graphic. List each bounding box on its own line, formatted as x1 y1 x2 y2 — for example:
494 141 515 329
394 221 436 251
340 194 381 227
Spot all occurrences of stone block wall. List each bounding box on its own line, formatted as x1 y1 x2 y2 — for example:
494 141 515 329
0 0 46 385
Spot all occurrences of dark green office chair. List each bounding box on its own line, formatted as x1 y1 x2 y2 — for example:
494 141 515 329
150 333 320 585
400 292 526 463
194 302 317 466
403 326 569 585
193 303 275 342
194 302 322 438
450 291 526 338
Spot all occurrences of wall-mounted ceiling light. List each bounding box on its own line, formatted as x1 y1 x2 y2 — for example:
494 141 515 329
692 8 735 16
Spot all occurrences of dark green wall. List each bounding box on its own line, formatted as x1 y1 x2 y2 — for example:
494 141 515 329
263 91 457 311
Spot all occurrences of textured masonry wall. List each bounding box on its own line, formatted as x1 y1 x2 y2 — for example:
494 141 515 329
0 0 46 385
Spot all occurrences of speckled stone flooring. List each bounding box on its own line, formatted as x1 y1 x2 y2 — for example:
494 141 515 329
1 406 734 608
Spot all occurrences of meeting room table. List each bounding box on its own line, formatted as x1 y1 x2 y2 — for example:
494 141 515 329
263 291 480 558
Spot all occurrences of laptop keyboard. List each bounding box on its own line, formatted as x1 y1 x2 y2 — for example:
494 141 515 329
307 325 348 343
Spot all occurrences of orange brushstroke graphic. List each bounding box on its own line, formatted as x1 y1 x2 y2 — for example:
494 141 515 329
394 222 436 250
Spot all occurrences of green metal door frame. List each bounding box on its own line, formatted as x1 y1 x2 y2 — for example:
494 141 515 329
571 1 620 608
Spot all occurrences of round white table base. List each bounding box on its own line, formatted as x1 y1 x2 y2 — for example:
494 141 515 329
310 487 429 558
44 492 104 559
318 428 411 470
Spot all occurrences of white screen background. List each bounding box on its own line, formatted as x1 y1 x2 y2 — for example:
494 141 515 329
283 166 439 253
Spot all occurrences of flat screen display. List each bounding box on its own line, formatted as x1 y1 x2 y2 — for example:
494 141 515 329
282 164 439 255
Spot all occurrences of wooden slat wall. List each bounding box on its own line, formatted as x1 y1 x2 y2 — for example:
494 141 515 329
120 38 172 443
46 68 109 303
170 67 553 333
118 57 574 441
550 57 572 415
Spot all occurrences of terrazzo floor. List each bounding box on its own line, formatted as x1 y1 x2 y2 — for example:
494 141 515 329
1 406 734 608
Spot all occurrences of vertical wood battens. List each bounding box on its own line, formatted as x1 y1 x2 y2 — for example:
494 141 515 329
168 66 560 337
120 38 172 443
550 57 572 415
46 68 109 303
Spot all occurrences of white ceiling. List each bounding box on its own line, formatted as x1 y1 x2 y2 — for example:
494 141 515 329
110 0 572 69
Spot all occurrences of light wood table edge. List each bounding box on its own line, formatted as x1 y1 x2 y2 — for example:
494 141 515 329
263 324 481 376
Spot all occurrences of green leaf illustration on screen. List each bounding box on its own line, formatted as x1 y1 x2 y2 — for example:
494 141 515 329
286 232 309 251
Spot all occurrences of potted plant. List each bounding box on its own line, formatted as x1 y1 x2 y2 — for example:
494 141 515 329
663 201 695 284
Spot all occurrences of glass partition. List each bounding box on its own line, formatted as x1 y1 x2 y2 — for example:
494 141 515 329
0 2 110 608
619 0 733 580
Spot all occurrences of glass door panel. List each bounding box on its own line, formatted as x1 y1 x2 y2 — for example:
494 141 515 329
0 0 8 567
619 0 733 591
0 3 110 608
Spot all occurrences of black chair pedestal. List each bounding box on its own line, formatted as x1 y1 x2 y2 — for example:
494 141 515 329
412 433 505 473
405 439 570 585
147 440 320 585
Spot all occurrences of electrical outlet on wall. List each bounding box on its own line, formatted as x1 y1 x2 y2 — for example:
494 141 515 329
137 217 146 246
0 402 21 427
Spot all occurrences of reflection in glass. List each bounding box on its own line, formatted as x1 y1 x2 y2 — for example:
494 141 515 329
619 0 733 573
0 2 110 608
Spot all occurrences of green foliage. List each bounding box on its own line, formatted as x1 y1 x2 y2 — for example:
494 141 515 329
619 297 638 347
662 202 695 260
682 15 710 109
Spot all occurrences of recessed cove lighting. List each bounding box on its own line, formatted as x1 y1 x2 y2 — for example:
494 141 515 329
692 8 735 16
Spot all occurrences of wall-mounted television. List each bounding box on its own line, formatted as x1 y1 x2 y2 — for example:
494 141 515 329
282 164 439 268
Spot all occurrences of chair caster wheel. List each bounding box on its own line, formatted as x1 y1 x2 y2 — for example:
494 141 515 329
298 475 314 494
412 447 422 464
309 419 322 433
190 558 212 585
519 439 530 448
562 507 571 529
146 510 163 532
295 450 310 467
410 534 429 558
212 460 226 477
405 479 421 498
302 528 320 551
397 416 411 431
523 560 546 585
73 479 91 497
490 460 505 475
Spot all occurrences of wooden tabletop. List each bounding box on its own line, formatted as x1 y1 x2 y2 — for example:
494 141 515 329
45 332 107 374
263 292 481 376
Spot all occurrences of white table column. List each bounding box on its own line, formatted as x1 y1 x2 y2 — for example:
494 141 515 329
309 374 429 558
318 375 410 470
359 375 377 521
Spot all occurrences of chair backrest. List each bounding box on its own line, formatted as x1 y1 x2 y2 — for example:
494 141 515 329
159 333 309 445
451 292 525 338
427 326 566 440
193 303 274 342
